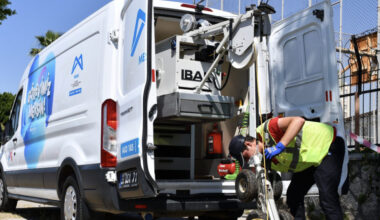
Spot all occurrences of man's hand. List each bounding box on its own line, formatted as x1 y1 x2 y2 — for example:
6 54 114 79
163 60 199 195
264 142 285 159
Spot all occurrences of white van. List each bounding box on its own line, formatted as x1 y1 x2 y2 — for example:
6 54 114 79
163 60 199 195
0 0 346 219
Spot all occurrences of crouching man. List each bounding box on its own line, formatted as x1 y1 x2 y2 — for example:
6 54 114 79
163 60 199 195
228 116 349 220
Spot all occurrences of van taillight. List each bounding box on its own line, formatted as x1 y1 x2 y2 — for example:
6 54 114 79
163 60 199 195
180 3 213 12
101 99 117 167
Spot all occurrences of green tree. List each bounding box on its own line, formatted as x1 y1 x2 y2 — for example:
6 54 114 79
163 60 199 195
0 92 15 131
0 0 16 25
30 30 62 56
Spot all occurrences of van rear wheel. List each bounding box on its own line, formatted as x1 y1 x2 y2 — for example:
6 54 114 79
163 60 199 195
0 173 17 211
61 176 90 220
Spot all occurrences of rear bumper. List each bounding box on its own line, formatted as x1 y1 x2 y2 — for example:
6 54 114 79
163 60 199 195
119 195 256 217
80 166 122 214
81 164 255 216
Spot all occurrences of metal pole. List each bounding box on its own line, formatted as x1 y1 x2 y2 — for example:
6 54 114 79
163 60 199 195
221 0 223 10
377 0 380 144
355 92 360 150
239 0 241 15
339 0 343 81
352 36 362 151
309 0 312 7
190 125 195 179
249 59 256 137
282 0 284 20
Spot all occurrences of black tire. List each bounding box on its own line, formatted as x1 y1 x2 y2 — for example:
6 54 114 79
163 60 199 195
235 169 258 202
60 176 90 220
268 171 283 201
279 209 294 220
0 173 17 211
246 210 267 220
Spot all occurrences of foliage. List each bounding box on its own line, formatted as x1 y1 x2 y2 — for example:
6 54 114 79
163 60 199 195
30 30 62 56
357 193 368 205
0 0 16 25
0 92 15 131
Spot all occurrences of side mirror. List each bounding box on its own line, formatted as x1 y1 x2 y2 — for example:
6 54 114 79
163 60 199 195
2 121 11 143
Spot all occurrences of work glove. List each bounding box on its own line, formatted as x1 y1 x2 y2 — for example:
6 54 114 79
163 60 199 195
264 142 285 160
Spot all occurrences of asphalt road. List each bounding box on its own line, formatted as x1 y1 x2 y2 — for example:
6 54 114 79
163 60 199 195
0 201 249 220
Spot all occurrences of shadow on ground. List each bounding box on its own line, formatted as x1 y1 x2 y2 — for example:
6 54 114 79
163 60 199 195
2 207 187 220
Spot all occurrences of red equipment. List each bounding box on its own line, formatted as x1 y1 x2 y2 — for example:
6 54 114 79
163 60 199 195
207 123 223 158
217 158 240 177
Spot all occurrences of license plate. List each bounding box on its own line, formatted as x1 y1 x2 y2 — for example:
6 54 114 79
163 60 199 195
119 169 138 189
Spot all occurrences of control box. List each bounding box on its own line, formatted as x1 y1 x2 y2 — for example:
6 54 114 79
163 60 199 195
155 35 222 96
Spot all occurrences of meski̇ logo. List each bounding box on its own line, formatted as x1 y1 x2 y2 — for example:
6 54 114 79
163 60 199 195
21 53 55 168
131 9 146 57
69 54 83 96
71 54 83 75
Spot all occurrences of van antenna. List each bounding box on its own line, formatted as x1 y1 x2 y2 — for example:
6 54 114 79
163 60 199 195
196 0 205 5
195 0 206 13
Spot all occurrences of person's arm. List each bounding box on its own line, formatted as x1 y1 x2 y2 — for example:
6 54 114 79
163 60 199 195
277 116 305 146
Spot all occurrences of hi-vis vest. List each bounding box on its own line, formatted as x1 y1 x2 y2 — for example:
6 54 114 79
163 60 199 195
256 119 334 173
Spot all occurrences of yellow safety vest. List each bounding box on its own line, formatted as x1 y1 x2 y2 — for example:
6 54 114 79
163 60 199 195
256 119 334 172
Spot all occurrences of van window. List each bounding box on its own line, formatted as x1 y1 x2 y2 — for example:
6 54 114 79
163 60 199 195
284 37 300 82
9 89 23 137
303 30 322 76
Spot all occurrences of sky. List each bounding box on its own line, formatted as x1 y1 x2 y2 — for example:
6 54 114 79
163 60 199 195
0 0 110 94
0 0 377 95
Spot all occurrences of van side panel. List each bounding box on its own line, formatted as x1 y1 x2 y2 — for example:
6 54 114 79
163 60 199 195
4 7 108 200
24 13 104 169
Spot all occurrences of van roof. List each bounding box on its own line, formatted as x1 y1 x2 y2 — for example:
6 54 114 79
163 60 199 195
154 0 236 19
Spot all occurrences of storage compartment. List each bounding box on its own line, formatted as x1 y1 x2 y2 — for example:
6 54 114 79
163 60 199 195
154 127 191 179
153 123 225 181
156 92 234 123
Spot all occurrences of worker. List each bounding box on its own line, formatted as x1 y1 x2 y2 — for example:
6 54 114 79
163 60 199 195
229 116 348 220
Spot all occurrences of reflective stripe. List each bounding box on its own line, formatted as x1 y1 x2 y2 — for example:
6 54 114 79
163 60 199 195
257 119 334 173
263 120 275 147
264 119 303 172
289 131 302 172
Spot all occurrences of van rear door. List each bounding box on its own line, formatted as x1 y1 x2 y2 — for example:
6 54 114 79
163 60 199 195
268 0 343 125
117 0 157 199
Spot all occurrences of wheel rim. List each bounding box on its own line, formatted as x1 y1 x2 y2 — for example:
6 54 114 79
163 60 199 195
64 186 77 220
0 178 4 206
238 178 248 193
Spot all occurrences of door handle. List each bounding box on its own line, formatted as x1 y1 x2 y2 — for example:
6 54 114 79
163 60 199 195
12 138 17 144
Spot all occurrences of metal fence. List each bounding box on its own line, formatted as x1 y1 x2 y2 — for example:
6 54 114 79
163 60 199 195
339 32 379 147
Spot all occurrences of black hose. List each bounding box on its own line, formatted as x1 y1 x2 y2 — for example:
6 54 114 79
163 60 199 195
213 63 232 91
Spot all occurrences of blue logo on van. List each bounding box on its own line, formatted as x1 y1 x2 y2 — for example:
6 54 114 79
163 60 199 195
21 53 56 168
121 138 139 158
71 54 83 75
130 9 146 57
69 54 83 96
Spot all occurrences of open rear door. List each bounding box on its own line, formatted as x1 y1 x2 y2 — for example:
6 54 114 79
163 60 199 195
268 0 343 126
117 0 158 199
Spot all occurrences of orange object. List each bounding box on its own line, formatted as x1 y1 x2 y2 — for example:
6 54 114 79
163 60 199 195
217 162 236 177
207 123 223 158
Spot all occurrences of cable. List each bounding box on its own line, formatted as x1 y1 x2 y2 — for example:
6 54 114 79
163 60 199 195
213 63 232 91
